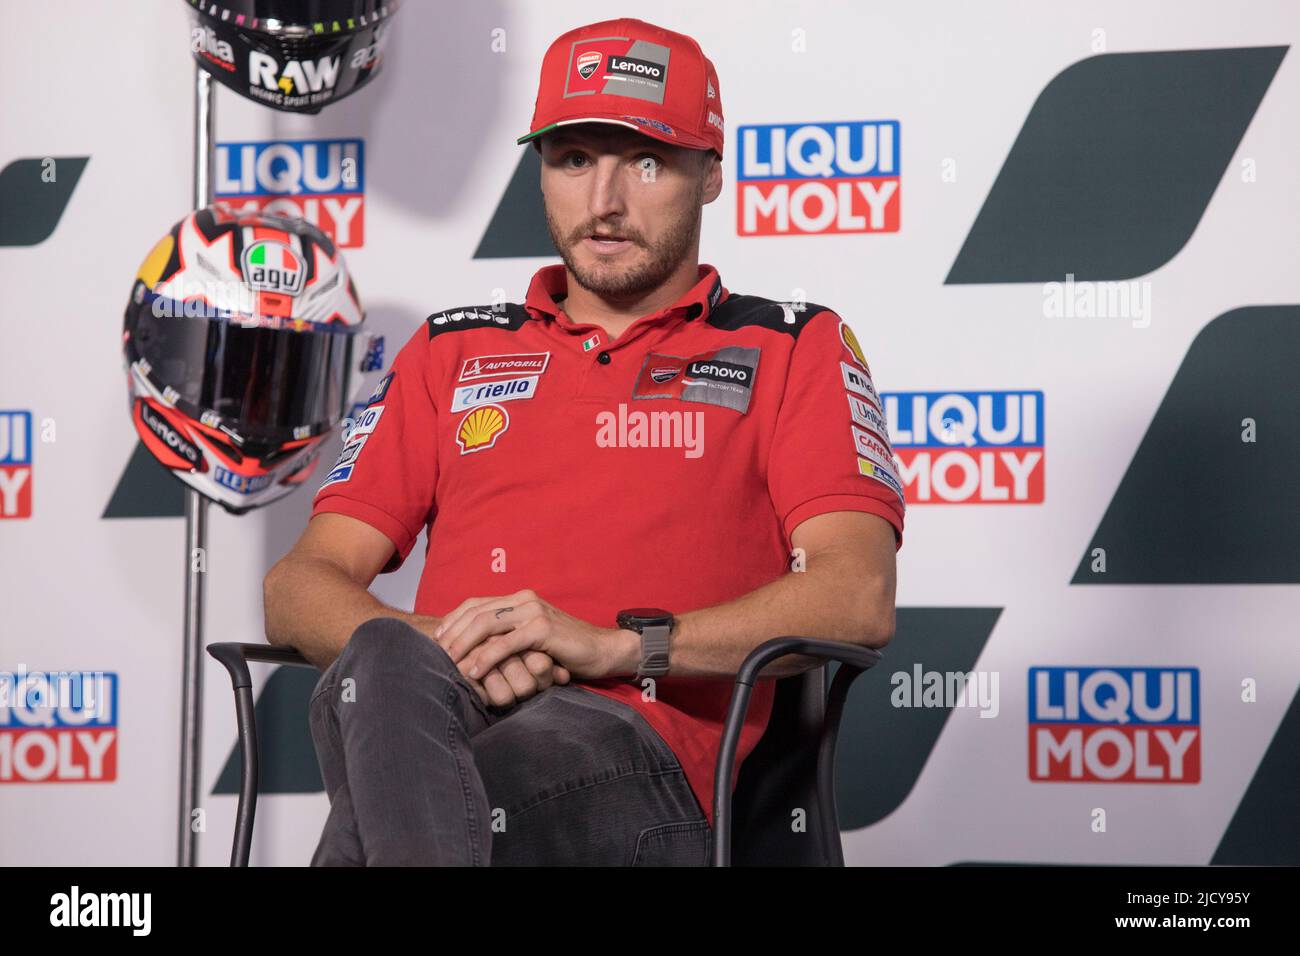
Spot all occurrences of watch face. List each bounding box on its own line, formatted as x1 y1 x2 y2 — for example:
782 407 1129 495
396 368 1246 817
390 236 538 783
618 607 673 628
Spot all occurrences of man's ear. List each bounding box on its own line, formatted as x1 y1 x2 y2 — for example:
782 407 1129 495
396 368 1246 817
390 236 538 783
700 150 723 204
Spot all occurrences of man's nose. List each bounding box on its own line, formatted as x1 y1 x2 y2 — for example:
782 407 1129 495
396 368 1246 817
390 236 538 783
587 155 627 220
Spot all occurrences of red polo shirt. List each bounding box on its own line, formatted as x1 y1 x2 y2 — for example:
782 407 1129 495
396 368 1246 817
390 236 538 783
311 262 905 827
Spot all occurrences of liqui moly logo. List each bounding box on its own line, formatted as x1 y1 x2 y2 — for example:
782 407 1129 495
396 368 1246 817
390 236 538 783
737 121 900 236
0 410 32 519
216 139 366 247
884 390 1044 504
1029 667 1200 783
0 669 118 783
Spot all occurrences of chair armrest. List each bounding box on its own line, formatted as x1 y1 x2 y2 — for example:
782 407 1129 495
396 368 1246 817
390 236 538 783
713 637 883 866
732 636 882 686
207 642 314 691
204 641 316 867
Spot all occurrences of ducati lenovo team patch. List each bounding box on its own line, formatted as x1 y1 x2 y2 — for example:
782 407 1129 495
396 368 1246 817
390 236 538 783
631 346 760 413
566 40 670 105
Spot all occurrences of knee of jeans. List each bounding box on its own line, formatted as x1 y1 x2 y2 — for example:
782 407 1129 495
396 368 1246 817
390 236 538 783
335 616 465 696
339 617 441 669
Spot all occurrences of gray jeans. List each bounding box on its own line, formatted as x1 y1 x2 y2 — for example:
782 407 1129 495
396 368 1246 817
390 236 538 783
307 617 712 865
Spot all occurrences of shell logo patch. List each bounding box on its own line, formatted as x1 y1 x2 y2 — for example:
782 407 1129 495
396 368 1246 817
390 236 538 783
839 320 871 374
457 403 509 454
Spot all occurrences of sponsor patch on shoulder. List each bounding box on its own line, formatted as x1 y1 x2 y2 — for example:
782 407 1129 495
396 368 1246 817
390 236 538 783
839 320 872 374
840 361 881 409
366 372 393 405
857 454 905 505
847 394 889 438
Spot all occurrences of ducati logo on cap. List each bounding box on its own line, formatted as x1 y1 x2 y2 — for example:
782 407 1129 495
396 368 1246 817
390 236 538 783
576 51 602 79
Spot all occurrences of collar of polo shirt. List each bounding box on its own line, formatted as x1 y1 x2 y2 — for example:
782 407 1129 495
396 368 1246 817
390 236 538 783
522 263 727 328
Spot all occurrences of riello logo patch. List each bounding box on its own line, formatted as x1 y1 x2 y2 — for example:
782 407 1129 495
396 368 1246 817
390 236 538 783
0 670 118 783
0 410 32 519
215 139 365 247
883 390 1044 503
736 121 900 236
1028 667 1200 783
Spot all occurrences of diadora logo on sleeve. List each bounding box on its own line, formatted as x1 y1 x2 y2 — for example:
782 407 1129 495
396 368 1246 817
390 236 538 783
430 308 512 328
737 121 900 236
884 390 1045 504
458 352 550 381
1029 667 1200 783
632 347 760 414
1 669 118 782
216 139 365 247
0 410 33 519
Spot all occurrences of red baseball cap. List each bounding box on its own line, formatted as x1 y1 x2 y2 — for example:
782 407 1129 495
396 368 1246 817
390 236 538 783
516 18 725 159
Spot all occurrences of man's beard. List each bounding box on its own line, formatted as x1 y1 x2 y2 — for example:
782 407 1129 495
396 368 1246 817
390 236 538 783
544 187 703 302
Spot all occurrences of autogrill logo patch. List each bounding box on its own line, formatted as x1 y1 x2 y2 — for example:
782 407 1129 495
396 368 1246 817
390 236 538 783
459 352 550 381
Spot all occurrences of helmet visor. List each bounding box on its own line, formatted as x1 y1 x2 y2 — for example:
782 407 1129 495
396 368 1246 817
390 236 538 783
128 293 355 438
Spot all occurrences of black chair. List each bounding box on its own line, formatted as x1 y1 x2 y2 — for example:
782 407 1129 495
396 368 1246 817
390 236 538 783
207 635 882 867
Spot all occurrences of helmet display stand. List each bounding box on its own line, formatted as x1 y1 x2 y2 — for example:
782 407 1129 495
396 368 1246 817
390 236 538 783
178 63 215 868
168 1 395 867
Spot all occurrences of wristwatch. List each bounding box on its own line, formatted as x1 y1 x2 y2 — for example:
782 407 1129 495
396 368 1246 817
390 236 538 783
616 607 674 678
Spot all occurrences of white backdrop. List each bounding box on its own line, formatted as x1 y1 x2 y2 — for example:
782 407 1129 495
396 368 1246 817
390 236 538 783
2 0 1297 866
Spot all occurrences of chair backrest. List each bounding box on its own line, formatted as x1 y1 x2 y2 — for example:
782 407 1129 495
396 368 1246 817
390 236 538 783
729 667 833 866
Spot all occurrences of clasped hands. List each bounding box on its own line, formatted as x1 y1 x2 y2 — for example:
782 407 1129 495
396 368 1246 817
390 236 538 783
418 589 632 709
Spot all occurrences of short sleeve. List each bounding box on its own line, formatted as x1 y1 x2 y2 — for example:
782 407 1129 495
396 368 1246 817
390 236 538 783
767 310 906 551
311 326 439 573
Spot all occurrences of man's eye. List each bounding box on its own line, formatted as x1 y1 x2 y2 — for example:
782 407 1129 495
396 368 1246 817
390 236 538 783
636 155 662 173
564 152 590 167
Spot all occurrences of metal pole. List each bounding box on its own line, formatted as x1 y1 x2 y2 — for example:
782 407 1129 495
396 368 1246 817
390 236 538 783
178 64 215 867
